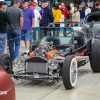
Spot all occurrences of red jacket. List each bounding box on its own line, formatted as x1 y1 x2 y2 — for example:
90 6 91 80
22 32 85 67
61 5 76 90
59 6 69 19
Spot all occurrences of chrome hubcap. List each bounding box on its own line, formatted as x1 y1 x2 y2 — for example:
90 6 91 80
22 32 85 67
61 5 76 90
71 62 77 83
3 59 11 70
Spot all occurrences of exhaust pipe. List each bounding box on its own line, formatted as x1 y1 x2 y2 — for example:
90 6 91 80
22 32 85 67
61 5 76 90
75 56 89 61
54 56 89 63
54 56 65 63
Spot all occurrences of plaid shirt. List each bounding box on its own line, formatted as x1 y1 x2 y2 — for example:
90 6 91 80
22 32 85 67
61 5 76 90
41 7 54 26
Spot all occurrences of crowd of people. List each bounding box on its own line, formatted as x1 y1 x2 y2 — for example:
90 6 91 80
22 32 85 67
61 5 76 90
70 2 100 25
0 0 100 65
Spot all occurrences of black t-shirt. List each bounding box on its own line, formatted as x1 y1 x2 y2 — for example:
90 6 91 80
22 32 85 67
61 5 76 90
91 8 100 12
0 10 11 33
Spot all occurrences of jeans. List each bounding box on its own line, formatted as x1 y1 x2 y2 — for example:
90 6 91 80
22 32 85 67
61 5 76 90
43 28 51 36
21 30 30 40
0 33 7 54
7 30 21 60
53 24 60 36
80 19 84 26
33 28 40 41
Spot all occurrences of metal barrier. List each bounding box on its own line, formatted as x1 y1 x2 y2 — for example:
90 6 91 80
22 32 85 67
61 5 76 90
2 22 82 45
31 27 74 44
32 25 82 44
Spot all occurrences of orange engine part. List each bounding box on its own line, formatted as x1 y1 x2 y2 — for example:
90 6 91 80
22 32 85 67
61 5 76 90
47 49 58 60
29 52 35 58
29 52 46 58
29 49 58 60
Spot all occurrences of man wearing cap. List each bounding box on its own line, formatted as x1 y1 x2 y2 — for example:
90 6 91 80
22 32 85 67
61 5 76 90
29 2 41 40
29 2 41 27
21 1 35 54
7 0 23 61
41 0 54 36
34 0 41 12
0 1 11 54
85 4 91 16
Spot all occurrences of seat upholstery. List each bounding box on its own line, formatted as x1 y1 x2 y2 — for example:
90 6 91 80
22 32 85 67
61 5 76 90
45 36 73 46
46 36 60 45
74 37 84 47
59 37 73 44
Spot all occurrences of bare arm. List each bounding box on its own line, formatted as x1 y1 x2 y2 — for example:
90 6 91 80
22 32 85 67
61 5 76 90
20 17 23 30
32 18 35 28
38 11 42 20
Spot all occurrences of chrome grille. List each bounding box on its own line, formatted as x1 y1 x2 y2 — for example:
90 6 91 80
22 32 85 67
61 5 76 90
26 63 47 73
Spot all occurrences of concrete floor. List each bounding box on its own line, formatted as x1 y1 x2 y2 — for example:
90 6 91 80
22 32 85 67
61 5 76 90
13 41 100 100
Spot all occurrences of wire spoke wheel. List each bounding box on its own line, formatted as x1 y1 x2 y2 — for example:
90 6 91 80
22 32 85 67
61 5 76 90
70 59 77 86
62 56 77 89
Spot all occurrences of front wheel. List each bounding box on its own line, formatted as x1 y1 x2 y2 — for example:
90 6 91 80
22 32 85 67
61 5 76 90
62 56 77 89
0 54 13 74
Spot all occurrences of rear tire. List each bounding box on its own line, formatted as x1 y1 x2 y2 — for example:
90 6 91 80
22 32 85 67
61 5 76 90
90 41 100 72
62 56 77 89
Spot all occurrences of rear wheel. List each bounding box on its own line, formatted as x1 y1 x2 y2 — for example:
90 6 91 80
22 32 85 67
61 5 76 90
62 56 77 89
90 41 100 72
0 54 13 74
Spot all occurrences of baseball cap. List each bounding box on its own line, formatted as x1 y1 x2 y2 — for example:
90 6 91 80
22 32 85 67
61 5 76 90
85 4 88 6
0 1 6 6
22 0 29 3
41 0 47 3
15 0 21 2
29 2 35 6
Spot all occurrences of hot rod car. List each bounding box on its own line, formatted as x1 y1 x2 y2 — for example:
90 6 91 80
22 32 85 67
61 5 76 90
0 26 100 90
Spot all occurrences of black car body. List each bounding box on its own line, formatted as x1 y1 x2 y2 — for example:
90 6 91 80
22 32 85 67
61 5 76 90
84 11 100 41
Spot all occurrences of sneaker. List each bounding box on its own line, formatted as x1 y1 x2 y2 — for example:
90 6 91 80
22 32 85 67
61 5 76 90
21 52 29 56
13 58 21 68
21 52 27 56
21 52 30 59
4 51 7 54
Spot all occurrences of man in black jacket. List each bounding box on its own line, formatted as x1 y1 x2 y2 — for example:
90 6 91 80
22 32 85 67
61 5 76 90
41 0 54 36
91 2 100 12
0 1 11 54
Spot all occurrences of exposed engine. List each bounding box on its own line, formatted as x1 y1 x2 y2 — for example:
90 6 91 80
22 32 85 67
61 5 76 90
34 42 62 76
14 41 64 76
34 42 53 57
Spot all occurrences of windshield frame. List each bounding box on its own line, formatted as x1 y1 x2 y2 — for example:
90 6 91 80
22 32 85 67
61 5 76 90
91 24 100 33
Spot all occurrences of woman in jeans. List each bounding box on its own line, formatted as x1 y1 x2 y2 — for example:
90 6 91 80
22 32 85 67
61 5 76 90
52 4 61 36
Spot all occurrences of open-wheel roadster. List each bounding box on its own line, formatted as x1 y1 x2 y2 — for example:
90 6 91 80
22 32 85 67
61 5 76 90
1 25 100 90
